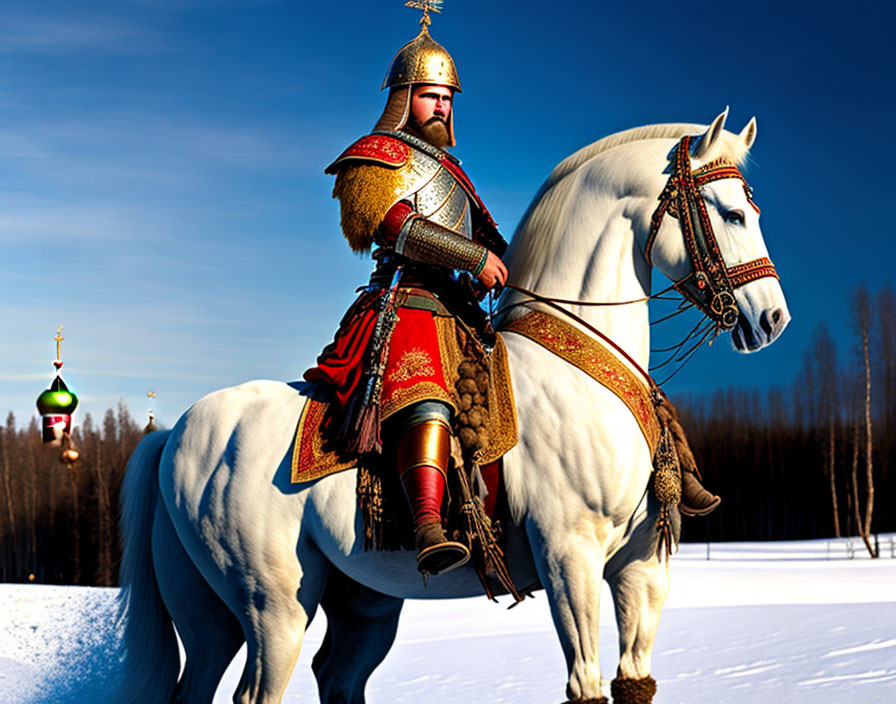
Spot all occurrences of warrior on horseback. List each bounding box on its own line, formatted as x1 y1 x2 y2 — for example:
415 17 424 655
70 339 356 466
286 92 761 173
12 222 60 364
304 9 509 575
304 5 718 578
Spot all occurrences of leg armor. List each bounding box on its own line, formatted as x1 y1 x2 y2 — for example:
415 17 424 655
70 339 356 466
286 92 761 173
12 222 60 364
391 402 470 575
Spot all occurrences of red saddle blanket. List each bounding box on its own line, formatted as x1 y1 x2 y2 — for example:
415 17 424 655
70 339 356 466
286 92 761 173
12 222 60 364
291 333 518 484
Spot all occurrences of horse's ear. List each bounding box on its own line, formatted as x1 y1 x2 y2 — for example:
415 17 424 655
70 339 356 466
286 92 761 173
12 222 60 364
693 107 729 159
739 117 757 149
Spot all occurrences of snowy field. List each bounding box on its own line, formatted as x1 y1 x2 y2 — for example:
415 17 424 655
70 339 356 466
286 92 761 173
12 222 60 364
2 536 895 703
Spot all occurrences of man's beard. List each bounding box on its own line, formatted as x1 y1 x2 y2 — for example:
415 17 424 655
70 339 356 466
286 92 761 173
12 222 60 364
407 116 451 149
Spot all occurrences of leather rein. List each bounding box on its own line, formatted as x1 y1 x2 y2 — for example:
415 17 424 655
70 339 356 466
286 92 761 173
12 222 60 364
499 134 780 387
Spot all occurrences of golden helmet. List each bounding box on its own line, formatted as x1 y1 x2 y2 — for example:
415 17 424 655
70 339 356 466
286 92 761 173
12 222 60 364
381 25 461 93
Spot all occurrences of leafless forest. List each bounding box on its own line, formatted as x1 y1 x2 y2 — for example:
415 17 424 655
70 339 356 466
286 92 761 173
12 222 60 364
2 284 894 585
678 284 895 554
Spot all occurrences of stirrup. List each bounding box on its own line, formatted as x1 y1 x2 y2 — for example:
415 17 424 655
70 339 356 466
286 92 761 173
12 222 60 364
417 540 470 575
415 522 470 575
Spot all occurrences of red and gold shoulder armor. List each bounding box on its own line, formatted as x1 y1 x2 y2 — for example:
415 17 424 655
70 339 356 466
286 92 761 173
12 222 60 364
325 134 410 174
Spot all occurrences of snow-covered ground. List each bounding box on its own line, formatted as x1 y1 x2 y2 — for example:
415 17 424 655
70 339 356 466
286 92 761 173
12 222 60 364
2 536 895 703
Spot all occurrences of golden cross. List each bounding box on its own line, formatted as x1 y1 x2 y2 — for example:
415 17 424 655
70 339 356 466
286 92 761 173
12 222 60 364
54 325 64 361
405 0 442 27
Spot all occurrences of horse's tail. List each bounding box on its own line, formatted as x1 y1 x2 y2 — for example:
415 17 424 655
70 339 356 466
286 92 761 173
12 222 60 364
112 430 179 704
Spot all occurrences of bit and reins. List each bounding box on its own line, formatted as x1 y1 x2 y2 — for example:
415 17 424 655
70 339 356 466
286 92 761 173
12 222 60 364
498 134 780 385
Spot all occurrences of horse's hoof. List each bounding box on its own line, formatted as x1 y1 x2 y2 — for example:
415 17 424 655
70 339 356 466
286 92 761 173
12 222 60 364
610 675 657 704
561 698 608 704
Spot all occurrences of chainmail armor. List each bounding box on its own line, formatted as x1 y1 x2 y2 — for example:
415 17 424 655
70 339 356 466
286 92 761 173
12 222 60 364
397 217 487 274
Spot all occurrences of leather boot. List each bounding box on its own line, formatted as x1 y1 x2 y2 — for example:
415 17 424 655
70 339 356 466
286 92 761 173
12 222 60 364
397 419 470 575
680 467 720 516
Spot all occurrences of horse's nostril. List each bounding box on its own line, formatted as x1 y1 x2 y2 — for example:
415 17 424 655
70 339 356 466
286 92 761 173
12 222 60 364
760 308 784 336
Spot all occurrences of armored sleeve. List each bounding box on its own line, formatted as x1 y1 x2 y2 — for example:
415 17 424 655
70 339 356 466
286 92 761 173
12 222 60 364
380 204 488 275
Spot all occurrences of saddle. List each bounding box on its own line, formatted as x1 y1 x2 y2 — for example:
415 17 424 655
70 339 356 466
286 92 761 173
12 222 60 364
292 336 521 599
291 333 518 483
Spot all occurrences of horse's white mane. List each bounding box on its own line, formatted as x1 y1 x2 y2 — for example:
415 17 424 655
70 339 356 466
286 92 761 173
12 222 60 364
543 122 749 192
506 122 751 284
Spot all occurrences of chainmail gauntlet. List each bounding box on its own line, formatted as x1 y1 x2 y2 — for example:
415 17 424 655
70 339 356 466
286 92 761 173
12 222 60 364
395 216 488 275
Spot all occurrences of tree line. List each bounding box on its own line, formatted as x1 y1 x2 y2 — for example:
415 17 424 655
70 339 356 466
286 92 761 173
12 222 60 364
676 283 895 554
0 403 143 585
1 283 893 585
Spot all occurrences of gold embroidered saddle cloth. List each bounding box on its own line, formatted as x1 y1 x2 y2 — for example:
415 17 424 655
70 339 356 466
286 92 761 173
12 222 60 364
501 311 661 456
291 333 518 483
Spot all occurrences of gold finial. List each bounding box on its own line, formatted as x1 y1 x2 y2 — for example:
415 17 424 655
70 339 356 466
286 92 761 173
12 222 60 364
147 391 157 416
405 0 443 28
54 325 64 361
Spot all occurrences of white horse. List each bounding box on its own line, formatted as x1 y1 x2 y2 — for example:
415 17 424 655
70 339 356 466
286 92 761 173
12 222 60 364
114 110 789 704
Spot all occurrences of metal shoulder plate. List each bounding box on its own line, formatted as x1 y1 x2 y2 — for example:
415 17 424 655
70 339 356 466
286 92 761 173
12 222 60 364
325 134 411 173
328 132 474 252
394 143 473 238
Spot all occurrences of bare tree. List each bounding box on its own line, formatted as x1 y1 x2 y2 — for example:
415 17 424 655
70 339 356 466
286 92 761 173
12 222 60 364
874 285 895 484
812 324 841 537
851 285 876 557
1 413 19 580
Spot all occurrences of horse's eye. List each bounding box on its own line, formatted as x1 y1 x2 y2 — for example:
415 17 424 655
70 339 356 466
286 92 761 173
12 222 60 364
723 209 745 226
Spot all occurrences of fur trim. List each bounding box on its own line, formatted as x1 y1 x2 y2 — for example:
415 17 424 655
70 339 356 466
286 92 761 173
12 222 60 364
610 675 657 704
332 164 406 253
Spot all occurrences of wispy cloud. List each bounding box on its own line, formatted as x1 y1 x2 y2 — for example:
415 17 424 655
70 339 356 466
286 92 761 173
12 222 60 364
0 117 317 181
0 12 168 55
0 373 51 382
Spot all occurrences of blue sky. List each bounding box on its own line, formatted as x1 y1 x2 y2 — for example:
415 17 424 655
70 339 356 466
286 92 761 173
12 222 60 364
1 0 893 428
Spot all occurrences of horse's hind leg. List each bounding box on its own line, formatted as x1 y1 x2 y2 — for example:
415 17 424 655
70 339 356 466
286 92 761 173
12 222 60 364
233 535 329 704
604 527 669 704
152 498 245 704
312 567 404 704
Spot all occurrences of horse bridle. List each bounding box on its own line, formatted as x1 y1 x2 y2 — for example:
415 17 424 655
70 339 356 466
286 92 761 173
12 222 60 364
643 135 778 331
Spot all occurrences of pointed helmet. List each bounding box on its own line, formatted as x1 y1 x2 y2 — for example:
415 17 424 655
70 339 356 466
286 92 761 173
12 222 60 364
375 5 461 146
381 24 461 93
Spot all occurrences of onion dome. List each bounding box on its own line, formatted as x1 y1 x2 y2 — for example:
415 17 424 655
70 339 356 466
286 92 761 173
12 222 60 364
36 375 79 416
37 325 79 446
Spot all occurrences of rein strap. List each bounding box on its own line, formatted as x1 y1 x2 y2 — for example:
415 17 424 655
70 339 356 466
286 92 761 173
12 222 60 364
644 135 778 331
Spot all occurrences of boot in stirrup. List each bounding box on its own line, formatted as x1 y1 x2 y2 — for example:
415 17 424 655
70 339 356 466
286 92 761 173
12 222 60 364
397 419 470 575
680 467 721 516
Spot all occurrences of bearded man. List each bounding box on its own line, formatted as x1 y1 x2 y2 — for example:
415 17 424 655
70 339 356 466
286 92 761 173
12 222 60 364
304 13 507 576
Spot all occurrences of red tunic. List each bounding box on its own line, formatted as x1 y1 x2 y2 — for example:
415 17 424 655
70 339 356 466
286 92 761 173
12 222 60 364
305 132 505 439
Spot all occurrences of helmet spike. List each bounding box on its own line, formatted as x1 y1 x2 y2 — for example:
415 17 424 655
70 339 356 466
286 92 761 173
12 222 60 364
405 0 443 29
382 0 460 92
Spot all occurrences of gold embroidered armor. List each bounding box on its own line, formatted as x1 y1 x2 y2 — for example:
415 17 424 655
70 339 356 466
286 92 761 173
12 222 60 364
327 131 484 272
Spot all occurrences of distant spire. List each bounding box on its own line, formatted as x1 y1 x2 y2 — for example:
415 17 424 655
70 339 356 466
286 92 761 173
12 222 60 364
53 325 64 371
144 391 159 433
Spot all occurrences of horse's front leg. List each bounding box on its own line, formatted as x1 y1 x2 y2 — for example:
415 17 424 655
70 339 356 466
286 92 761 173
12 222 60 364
604 519 670 704
526 515 610 704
